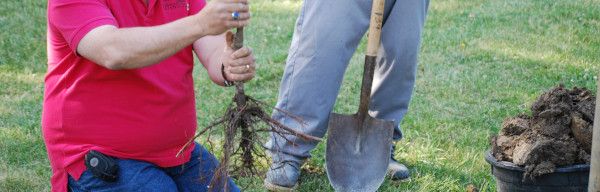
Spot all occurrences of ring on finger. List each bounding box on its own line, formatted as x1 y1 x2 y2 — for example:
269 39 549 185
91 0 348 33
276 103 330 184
246 65 250 70
231 11 240 20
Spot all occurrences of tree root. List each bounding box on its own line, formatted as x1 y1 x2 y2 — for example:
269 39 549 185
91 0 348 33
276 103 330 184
177 28 320 191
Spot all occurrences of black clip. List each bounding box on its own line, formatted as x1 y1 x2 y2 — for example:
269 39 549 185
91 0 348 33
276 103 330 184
84 150 119 182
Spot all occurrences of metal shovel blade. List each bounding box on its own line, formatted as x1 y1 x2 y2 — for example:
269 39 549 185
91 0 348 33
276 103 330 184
325 0 391 191
326 113 394 192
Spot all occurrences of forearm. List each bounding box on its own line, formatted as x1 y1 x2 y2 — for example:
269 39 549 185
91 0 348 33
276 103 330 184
79 15 207 70
193 31 255 86
77 0 250 70
194 34 228 86
205 48 228 86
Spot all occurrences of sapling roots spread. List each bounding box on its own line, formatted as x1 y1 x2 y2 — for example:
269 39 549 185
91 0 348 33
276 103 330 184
177 28 320 191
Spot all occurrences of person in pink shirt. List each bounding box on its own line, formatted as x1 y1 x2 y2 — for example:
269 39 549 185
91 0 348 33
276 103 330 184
44 0 254 191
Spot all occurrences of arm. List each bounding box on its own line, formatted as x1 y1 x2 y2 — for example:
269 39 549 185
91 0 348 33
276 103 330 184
77 0 251 70
194 32 256 86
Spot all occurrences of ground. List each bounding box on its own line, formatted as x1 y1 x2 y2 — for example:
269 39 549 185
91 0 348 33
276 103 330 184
0 0 598 191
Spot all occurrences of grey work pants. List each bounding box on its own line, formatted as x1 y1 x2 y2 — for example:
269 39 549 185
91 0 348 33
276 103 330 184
266 0 430 162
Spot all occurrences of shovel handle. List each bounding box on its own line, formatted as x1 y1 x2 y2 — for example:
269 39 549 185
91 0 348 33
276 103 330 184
588 73 600 192
358 0 385 119
366 0 385 57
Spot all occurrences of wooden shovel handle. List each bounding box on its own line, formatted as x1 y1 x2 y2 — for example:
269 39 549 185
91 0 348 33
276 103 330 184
588 73 600 192
366 0 385 57
357 0 385 118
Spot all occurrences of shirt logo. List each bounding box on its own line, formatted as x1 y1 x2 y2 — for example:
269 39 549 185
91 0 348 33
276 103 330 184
163 0 188 11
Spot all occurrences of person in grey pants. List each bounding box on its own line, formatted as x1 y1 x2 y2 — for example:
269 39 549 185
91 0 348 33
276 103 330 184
264 0 430 190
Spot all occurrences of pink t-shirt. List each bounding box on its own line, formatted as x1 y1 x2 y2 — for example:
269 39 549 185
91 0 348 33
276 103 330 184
44 0 206 191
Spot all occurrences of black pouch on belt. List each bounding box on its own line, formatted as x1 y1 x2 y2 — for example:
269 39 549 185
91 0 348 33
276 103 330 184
84 150 119 182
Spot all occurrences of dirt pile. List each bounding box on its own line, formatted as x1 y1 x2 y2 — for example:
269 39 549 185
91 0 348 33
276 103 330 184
491 85 595 179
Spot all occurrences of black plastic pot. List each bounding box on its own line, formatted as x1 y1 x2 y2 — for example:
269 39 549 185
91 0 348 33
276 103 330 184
485 151 590 192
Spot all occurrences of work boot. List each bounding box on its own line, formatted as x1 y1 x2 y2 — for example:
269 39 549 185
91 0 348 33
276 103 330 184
389 145 410 181
264 160 301 191
388 157 410 181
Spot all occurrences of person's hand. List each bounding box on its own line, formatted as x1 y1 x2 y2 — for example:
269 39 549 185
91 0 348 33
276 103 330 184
195 0 250 36
222 31 256 82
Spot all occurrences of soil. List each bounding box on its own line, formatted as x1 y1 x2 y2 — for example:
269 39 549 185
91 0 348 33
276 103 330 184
491 85 595 179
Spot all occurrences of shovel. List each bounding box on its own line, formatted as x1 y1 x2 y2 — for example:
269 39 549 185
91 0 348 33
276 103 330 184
325 0 394 191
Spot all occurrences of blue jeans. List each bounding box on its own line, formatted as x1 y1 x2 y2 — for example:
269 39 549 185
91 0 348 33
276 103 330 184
68 143 240 192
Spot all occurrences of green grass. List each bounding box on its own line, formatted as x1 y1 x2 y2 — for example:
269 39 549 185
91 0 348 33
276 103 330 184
1 0 599 191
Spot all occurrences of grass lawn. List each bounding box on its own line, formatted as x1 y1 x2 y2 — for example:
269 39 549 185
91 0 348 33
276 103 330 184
1 0 598 191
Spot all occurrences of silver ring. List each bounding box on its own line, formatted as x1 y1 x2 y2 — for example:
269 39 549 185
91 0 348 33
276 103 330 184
246 65 250 69
232 11 240 20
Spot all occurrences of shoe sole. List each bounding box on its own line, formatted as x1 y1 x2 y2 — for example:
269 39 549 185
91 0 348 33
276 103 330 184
264 180 297 192
387 170 411 182
390 176 411 182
